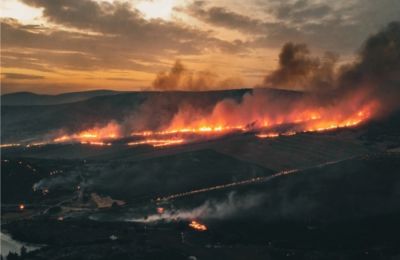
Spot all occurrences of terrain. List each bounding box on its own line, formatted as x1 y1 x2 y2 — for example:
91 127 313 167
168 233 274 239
1 89 400 260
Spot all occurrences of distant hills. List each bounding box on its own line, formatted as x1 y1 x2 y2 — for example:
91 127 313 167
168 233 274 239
1 90 121 106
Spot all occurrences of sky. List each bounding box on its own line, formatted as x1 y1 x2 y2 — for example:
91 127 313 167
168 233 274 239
1 0 399 94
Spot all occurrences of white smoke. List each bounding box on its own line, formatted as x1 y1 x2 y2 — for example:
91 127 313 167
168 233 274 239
129 192 264 223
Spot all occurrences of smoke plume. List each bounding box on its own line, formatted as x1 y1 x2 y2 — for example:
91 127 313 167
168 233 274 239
264 42 339 90
130 192 264 223
339 21 400 111
152 60 243 90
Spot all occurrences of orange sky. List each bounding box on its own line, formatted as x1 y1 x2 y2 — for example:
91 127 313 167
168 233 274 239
1 0 399 94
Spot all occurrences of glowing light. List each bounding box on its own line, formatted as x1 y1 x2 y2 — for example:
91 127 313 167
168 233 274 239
0 143 21 148
19 204 25 210
53 122 120 144
256 133 279 138
127 138 185 147
50 91 378 149
189 220 207 231
80 141 112 146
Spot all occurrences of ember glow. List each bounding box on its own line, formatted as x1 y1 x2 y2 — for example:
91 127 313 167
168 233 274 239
127 138 185 147
256 132 279 138
131 125 246 138
189 220 207 231
80 141 112 146
0 143 21 148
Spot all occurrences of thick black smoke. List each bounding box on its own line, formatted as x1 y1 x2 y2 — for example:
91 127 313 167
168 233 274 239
339 21 400 110
264 42 338 90
265 21 400 113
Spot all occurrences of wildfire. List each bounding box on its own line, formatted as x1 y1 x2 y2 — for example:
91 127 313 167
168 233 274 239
127 138 185 147
48 90 379 148
80 141 112 146
0 143 21 148
53 122 120 144
189 220 207 231
256 132 279 138
131 125 246 137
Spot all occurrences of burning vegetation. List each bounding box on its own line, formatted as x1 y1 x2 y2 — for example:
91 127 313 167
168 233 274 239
189 220 207 231
47 87 377 148
53 122 120 144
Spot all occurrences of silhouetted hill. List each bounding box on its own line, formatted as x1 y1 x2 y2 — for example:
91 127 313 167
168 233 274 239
1 90 121 106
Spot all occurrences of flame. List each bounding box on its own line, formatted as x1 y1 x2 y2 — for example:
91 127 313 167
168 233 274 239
54 122 120 144
256 132 279 138
80 141 112 146
19 204 25 210
127 138 185 147
131 90 378 142
49 90 379 148
131 125 245 137
0 143 21 148
189 220 207 231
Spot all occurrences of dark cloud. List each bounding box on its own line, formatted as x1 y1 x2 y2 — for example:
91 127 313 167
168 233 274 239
185 1 270 34
264 42 338 90
273 0 332 22
1 0 244 75
19 0 241 53
1 72 45 80
185 0 400 52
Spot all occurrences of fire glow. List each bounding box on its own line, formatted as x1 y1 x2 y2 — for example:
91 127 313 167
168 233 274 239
189 220 207 231
49 90 379 148
53 122 120 144
128 138 185 147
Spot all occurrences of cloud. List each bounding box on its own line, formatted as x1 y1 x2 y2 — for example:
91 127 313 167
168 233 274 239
1 72 44 80
272 0 332 22
185 1 270 35
185 0 400 51
1 0 244 75
19 0 242 54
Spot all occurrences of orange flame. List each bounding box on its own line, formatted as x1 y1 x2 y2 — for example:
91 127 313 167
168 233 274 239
54 122 120 145
51 90 379 148
256 132 279 138
189 220 207 231
127 138 185 147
